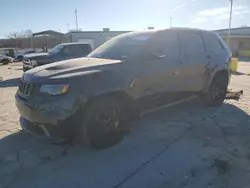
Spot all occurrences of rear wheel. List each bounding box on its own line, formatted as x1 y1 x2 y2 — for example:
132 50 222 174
78 98 127 149
23 67 28 72
203 73 228 106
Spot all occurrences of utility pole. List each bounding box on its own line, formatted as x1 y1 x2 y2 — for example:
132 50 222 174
74 9 78 30
170 17 173 27
227 0 233 46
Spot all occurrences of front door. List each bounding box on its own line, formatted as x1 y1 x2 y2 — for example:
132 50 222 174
129 31 182 110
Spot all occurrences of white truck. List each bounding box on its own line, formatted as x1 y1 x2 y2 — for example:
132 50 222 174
0 54 13 65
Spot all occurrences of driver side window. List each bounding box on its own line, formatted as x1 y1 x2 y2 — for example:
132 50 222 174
61 46 70 56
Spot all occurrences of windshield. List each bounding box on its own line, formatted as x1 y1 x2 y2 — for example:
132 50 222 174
88 32 154 60
49 44 64 55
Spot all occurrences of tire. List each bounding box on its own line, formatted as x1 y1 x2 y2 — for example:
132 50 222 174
203 73 228 106
17 56 23 61
2 59 9 65
77 97 127 149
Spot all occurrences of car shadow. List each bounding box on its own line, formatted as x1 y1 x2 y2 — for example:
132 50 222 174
0 77 20 87
1 102 250 187
1 102 249 153
231 71 245 75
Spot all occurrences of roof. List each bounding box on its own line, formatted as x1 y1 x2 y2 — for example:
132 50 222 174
106 28 215 39
59 42 92 46
169 27 209 32
111 30 158 38
66 30 131 35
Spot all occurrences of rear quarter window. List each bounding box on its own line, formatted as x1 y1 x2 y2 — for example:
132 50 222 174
202 33 224 53
79 44 93 55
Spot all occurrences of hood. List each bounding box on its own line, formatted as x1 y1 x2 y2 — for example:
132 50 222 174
24 53 51 60
23 57 122 82
0 55 12 60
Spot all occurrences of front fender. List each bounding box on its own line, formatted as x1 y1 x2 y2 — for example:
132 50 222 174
77 68 134 101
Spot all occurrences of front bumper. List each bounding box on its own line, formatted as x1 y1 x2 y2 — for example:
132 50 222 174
23 63 33 71
19 117 68 138
15 93 83 138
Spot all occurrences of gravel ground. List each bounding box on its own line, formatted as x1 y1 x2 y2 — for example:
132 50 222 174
0 61 250 188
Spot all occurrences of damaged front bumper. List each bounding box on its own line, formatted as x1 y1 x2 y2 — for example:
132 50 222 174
15 93 83 138
19 117 68 138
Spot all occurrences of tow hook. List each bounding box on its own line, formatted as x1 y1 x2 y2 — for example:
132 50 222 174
39 124 51 137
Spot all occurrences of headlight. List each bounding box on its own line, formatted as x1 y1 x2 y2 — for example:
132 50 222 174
40 84 69 95
31 60 37 66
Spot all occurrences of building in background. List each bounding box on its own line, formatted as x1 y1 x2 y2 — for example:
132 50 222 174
215 27 250 57
1 27 249 57
32 30 70 49
66 28 131 49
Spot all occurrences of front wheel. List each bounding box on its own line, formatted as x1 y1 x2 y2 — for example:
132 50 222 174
78 98 127 149
2 59 9 65
203 74 228 107
17 56 23 61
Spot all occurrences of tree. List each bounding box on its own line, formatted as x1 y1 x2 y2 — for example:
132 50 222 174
22 29 33 38
7 30 33 49
7 31 25 48
22 30 33 48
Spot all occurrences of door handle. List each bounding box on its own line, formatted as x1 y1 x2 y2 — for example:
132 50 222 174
170 71 178 75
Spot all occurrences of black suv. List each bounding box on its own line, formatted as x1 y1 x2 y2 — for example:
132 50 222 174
16 28 231 149
22 43 92 72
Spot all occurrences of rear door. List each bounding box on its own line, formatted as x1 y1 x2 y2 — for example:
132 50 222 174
178 31 207 91
202 32 229 66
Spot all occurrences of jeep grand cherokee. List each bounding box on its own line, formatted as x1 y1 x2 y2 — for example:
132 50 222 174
16 28 231 149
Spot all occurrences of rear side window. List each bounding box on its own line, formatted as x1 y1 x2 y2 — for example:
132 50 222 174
67 44 92 56
79 44 92 55
148 31 180 57
203 33 223 53
179 33 205 54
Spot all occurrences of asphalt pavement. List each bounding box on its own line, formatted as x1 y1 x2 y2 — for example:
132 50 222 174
0 61 250 188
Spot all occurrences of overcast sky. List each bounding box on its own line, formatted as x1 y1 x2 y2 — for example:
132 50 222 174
0 0 250 38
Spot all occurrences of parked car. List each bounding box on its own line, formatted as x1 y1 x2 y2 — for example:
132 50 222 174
15 28 231 149
0 54 13 65
22 43 93 72
15 50 37 61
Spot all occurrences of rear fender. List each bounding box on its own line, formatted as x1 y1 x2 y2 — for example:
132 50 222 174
203 64 230 93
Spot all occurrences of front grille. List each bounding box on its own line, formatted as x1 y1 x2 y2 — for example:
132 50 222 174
19 81 35 95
